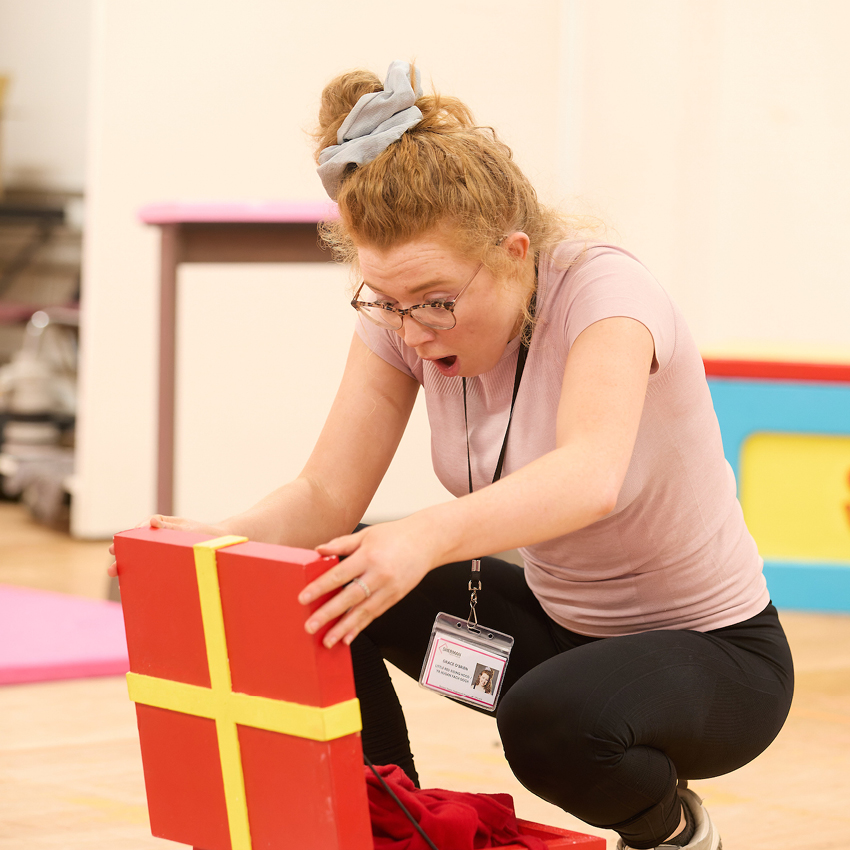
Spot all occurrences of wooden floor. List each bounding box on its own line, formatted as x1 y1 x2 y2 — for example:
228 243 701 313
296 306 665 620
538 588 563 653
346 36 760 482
1 500 849 849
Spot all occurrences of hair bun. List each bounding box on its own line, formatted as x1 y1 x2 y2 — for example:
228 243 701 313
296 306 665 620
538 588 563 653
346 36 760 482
314 70 383 163
316 62 423 199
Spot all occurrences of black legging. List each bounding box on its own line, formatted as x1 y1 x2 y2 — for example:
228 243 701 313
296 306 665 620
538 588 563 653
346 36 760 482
352 555 794 849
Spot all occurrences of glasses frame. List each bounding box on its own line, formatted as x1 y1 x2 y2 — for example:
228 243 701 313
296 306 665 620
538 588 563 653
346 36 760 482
351 263 484 331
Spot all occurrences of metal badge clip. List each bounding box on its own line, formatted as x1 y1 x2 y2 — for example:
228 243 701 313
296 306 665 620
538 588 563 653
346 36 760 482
467 558 481 628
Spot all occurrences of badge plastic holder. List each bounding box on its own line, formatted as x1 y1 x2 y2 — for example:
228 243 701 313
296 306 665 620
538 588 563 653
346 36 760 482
419 612 514 712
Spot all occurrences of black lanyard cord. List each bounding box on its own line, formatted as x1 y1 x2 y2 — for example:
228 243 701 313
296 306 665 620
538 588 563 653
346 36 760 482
462 284 537 621
461 335 531 493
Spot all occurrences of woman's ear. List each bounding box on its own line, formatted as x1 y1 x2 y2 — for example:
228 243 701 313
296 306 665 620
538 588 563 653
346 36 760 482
502 231 530 261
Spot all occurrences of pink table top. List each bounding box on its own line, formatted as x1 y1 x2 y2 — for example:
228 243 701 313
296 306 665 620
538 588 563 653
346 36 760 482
138 200 339 225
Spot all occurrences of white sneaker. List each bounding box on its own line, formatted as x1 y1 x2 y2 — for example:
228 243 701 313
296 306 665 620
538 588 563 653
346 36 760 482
615 787 721 850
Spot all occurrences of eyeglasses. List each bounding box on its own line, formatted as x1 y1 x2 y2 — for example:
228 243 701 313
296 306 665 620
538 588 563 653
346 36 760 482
351 263 484 331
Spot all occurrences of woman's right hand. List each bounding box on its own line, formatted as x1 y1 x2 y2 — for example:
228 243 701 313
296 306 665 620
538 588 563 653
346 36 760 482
107 515 230 577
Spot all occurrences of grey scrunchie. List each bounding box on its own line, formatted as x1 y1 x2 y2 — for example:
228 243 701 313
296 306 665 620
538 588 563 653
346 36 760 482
317 60 424 200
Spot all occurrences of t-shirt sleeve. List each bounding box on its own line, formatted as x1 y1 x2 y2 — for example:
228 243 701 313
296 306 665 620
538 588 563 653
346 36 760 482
562 247 676 373
354 316 422 381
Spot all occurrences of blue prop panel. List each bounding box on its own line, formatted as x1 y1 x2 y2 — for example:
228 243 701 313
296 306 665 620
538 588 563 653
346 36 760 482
707 378 850 612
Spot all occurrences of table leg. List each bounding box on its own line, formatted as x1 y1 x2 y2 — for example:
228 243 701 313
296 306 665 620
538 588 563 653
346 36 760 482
157 224 178 516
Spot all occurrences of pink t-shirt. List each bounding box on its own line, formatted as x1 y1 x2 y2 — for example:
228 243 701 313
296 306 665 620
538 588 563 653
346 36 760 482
355 243 769 636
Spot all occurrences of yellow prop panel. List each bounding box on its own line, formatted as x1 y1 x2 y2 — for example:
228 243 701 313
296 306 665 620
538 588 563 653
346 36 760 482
740 433 850 562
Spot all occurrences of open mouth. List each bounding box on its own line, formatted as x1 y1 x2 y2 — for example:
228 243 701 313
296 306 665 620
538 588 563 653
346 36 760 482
432 355 459 376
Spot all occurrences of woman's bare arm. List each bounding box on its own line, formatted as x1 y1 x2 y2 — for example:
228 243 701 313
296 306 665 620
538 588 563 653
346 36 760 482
108 333 418 575
300 316 655 646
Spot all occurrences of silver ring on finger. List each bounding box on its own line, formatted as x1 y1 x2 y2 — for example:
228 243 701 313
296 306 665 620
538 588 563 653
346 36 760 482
349 576 372 599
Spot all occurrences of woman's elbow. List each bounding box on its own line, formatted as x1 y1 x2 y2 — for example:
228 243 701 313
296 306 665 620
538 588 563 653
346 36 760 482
590 473 622 521
584 484 618 523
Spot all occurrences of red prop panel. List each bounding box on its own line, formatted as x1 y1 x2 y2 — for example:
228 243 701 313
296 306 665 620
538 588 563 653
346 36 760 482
114 527 371 850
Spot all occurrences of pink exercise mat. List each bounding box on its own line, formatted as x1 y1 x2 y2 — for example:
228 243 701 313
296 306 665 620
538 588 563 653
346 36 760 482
0 584 129 685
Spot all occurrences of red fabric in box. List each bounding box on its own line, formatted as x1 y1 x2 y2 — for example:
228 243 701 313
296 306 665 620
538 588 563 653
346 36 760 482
367 764 547 850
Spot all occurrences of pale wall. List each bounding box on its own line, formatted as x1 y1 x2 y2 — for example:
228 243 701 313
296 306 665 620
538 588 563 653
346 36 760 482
568 0 850 349
73 0 850 537
0 0 91 191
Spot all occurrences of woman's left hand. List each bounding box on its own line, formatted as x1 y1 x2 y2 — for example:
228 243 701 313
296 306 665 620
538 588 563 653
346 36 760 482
299 520 437 649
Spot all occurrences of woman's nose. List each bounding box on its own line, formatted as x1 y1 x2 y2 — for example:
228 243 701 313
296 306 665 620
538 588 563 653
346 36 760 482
396 314 436 346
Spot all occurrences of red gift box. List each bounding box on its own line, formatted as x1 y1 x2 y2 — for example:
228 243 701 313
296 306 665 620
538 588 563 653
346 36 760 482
115 527 371 850
116 527 606 850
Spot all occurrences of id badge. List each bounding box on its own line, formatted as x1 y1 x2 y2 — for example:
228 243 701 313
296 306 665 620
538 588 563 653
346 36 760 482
419 612 514 712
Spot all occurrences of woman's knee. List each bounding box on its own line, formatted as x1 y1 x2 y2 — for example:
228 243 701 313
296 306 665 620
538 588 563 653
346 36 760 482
497 674 595 802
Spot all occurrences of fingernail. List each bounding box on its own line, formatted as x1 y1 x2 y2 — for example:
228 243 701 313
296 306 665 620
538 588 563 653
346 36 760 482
324 635 337 649
305 620 318 634
298 592 311 605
